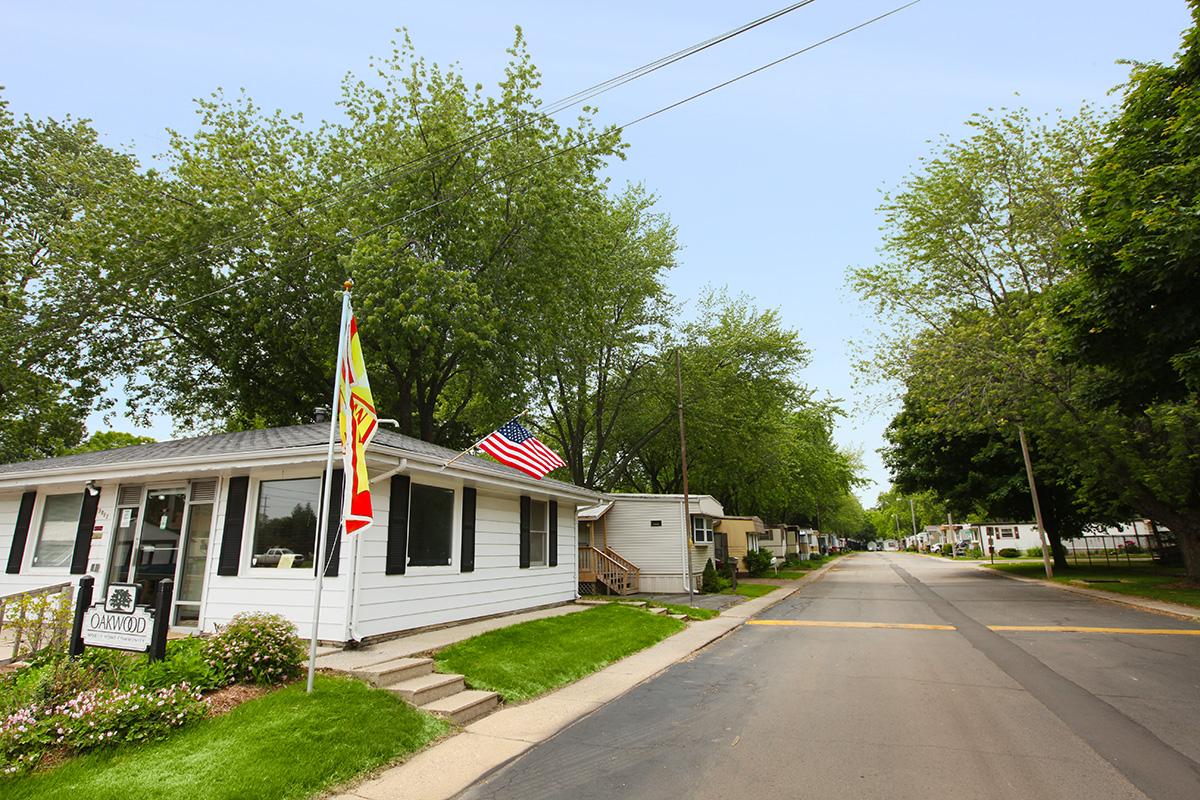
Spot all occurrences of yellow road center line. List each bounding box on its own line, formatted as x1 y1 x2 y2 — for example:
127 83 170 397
988 625 1200 636
746 620 956 631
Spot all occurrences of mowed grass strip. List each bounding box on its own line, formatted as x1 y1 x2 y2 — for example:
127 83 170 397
434 604 683 702
6 676 447 800
577 596 719 620
987 562 1200 609
720 583 779 598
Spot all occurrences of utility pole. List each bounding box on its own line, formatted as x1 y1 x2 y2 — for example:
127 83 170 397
676 350 693 606
1018 425 1054 579
909 497 918 541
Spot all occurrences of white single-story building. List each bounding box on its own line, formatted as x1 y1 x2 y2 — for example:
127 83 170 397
576 493 725 594
0 424 599 644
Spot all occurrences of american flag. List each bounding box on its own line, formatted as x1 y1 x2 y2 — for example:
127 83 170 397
479 418 566 479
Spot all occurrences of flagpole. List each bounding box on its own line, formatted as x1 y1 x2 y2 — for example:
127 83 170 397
306 280 353 694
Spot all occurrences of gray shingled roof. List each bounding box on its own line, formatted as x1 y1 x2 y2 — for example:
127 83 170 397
0 423 590 495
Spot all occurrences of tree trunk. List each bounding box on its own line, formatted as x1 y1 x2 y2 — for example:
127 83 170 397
1175 524 1200 584
1048 530 1069 571
1141 505 1200 583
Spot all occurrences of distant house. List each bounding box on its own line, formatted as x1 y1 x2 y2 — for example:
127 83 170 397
576 494 724 594
754 523 808 562
712 515 764 570
0 424 599 644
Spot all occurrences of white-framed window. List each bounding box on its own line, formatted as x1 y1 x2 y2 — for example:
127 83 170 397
408 483 456 568
529 499 548 566
250 477 320 569
31 493 83 568
999 527 1016 539
692 515 714 545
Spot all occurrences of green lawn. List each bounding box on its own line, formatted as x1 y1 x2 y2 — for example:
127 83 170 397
435 604 683 703
987 562 1200 609
719 583 779 598
5 675 446 800
577 596 718 620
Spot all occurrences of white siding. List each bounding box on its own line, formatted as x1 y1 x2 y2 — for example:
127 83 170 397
201 464 349 642
4 462 588 645
353 484 578 639
0 484 119 597
602 498 685 587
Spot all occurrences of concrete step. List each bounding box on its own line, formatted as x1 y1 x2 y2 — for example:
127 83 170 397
422 689 501 726
575 599 608 605
623 601 647 607
352 657 434 688
646 606 667 615
389 671 466 705
668 613 689 621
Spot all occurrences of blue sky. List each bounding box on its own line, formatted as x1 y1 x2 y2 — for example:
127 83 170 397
3 1 1192 502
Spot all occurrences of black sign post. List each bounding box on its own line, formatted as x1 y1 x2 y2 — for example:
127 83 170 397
150 579 173 662
68 576 94 658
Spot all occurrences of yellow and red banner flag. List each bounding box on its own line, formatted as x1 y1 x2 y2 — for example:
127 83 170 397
337 312 378 534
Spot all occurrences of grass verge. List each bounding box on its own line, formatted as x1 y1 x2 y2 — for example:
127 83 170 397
719 583 779 598
5 675 446 800
986 562 1200 609
578 596 718 620
435 604 683 702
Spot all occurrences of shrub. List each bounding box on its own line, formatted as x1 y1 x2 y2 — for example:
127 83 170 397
783 553 804 568
998 548 1021 559
1024 546 1043 558
204 612 304 686
743 549 774 577
701 559 721 593
0 682 204 775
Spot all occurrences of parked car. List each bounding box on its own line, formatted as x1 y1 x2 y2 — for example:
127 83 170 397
929 543 944 554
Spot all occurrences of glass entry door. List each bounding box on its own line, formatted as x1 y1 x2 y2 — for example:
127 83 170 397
133 489 187 606
174 503 213 626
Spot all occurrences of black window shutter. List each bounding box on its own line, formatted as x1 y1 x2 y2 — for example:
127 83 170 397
386 475 410 575
519 495 531 569
70 488 102 575
461 487 477 573
548 500 558 567
217 476 250 576
319 469 343 577
6 491 36 574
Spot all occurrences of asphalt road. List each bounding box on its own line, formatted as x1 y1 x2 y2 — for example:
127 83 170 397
456 553 1200 800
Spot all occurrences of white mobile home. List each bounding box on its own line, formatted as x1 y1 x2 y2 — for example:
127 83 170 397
0 425 599 644
577 494 724 594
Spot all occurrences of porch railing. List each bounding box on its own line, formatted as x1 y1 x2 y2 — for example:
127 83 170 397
0 582 74 665
592 547 640 595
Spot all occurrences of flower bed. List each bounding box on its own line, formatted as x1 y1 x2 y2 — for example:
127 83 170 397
0 611 305 777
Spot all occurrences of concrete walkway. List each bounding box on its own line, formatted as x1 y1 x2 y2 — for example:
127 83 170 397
327 560 841 800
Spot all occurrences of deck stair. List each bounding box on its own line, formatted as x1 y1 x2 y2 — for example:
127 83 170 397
352 657 500 726
590 547 641 595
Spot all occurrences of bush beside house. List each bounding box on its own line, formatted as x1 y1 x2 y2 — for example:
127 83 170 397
1 612 304 776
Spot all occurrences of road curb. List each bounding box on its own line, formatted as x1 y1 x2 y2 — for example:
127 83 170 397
975 563 1200 622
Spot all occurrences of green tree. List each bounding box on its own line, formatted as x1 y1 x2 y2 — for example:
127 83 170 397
849 105 1118 565
607 290 858 520
1058 3 1200 576
91 30 629 445
62 431 156 455
0 93 138 463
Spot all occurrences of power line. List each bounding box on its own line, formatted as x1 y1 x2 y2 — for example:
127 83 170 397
176 0 922 309
164 1 825 269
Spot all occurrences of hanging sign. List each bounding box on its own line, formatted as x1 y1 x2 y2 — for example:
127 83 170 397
81 582 154 652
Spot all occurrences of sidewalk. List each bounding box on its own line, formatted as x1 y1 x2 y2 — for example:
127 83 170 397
977 563 1200 622
327 558 843 800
